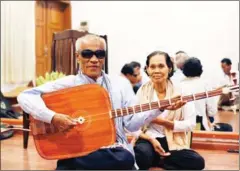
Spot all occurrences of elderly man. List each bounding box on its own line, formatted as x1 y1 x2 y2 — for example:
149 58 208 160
17 34 185 170
171 51 189 85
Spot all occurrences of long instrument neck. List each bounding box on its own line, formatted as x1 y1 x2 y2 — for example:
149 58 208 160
110 88 223 119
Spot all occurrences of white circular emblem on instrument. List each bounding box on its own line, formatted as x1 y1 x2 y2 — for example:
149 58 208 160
77 116 85 124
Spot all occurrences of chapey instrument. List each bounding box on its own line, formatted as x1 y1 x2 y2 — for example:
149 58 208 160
26 84 239 159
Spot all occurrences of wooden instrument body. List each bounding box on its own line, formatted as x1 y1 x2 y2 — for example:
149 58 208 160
28 83 239 160
30 84 116 160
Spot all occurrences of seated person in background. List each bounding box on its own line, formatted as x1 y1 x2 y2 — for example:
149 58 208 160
17 34 185 170
170 51 189 85
120 63 139 89
130 61 150 94
129 61 142 93
134 51 205 170
120 63 145 143
219 58 238 86
218 58 239 110
181 57 232 131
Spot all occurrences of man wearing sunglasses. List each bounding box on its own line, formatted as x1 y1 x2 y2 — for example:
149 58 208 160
17 34 186 170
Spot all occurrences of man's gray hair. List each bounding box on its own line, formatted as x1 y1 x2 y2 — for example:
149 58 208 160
175 52 189 65
75 34 106 52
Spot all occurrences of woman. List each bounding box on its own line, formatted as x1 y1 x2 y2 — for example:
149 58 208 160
134 51 205 170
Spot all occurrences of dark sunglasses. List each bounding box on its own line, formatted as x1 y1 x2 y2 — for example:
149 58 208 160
80 49 106 59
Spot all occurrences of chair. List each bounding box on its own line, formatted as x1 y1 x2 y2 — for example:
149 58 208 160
23 29 109 148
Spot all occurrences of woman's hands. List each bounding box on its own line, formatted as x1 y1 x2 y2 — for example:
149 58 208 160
149 138 170 157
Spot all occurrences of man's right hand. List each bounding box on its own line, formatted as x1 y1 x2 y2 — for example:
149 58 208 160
51 113 77 132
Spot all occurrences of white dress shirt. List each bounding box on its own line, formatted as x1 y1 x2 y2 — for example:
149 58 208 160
218 71 239 88
180 77 218 131
171 69 186 85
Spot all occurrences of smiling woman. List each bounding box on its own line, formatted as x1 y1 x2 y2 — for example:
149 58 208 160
133 50 205 170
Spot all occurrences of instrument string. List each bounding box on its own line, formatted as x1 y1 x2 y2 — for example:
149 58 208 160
39 89 233 124
34 88 236 124
66 88 227 119
47 86 238 121
32 85 239 134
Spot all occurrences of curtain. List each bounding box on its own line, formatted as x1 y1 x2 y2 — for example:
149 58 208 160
1 1 35 91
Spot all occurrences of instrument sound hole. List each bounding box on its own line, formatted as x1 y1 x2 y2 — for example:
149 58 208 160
71 110 92 132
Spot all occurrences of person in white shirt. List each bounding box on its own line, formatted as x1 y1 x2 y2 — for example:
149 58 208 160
133 51 205 170
120 63 139 87
181 57 219 131
120 63 143 146
219 58 236 86
218 58 239 108
170 51 189 85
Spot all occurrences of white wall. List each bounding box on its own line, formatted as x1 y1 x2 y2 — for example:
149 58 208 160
71 1 239 85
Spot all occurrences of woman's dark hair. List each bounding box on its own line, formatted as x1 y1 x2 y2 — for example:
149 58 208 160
183 57 203 77
145 51 174 78
144 66 148 76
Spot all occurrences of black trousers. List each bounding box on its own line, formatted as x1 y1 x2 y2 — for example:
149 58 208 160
56 147 135 170
196 115 233 132
134 137 205 170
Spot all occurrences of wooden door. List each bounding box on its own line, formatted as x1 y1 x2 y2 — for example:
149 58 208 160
35 1 71 77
